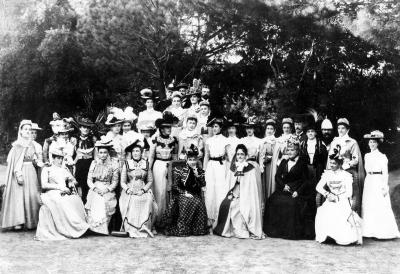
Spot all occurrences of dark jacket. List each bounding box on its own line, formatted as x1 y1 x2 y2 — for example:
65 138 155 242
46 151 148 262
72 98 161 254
300 138 327 181
275 157 308 196
172 164 205 196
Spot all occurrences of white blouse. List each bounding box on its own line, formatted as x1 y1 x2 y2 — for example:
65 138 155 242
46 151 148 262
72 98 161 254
206 134 228 157
364 149 389 186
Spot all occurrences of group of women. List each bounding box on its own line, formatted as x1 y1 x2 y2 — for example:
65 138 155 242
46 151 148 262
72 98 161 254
0 84 399 246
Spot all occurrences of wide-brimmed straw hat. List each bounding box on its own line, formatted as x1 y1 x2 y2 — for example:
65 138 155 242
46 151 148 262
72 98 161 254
140 88 159 100
50 146 65 158
31 123 42 131
95 135 114 148
363 130 384 141
105 107 125 126
206 116 225 128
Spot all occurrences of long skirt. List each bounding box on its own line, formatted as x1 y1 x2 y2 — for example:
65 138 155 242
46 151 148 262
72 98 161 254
262 161 273 200
1 162 40 229
215 197 254 239
119 189 158 238
362 174 400 239
205 160 229 227
153 160 169 226
263 191 313 240
85 184 117 235
75 158 93 204
163 194 208 236
35 191 89 240
347 168 362 215
315 199 362 245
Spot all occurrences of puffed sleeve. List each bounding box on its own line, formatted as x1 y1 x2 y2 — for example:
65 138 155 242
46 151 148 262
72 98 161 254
316 171 329 196
120 162 128 191
108 162 120 191
87 160 96 189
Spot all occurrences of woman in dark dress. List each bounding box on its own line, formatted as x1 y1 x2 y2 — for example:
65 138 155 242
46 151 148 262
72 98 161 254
74 117 97 203
162 145 208 236
263 136 313 240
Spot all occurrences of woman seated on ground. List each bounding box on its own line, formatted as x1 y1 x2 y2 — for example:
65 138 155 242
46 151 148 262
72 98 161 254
263 136 314 240
120 140 158 238
214 144 263 239
162 145 208 236
36 146 89 241
85 137 119 235
315 149 362 245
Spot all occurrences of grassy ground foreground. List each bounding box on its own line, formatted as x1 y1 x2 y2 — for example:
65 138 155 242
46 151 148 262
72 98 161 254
0 166 399 273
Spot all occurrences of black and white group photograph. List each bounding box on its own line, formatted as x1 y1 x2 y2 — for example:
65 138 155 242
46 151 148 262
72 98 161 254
0 0 400 273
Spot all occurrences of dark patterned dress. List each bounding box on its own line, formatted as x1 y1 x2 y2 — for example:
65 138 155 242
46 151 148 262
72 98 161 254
162 164 208 236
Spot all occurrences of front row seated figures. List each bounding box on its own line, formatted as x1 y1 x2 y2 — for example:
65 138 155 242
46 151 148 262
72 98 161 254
162 145 208 236
119 140 158 238
315 149 362 245
36 146 89 241
214 144 263 239
85 137 119 235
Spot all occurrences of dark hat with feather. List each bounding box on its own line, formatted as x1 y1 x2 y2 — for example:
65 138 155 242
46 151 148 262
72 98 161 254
155 111 179 128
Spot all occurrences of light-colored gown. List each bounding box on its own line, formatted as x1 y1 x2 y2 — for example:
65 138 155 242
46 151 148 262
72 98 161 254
204 134 229 225
215 162 263 239
85 158 119 235
0 141 41 229
35 165 88 240
260 135 276 199
362 150 399 239
120 159 158 238
315 169 362 245
151 135 177 225
165 106 187 138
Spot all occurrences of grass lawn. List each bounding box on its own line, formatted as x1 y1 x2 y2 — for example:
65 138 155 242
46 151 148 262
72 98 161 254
0 165 399 273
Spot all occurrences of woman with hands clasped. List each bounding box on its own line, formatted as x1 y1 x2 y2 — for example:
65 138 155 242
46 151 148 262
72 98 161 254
119 140 158 238
85 137 119 235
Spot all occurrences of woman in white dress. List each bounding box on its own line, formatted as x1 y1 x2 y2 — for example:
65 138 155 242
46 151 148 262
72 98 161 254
36 146 89 240
315 150 362 245
362 130 399 239
260 119 276 200
164 91 187 138
137 88 163 133
203 117 229 230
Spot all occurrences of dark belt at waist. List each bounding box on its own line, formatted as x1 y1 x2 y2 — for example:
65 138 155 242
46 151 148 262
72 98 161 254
247 157 257 162
210 156 224 165
368 171 382 175
156 158 171 161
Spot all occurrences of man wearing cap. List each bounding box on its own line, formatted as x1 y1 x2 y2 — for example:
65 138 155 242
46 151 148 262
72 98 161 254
328 118 364 215
320 118 334 151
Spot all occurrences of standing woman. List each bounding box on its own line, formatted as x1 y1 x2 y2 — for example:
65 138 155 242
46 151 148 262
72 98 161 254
362 130 399 239
263 136 312 240
329 118 364 215
104 108 125 165
178 114 204 160
260 119 276 200
165 91 187 138
36 146 89 240
30 123 44 169
214 144 263 239
121 107 142 151
315 150 362 245
120 140 158 238
85 137 119 235
149 112 179 229
1 120 41 230
197 100 211 139
203 117 229 230
137 88 162 134
269 117 294 199
225 115 241 170
74 117 97 204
